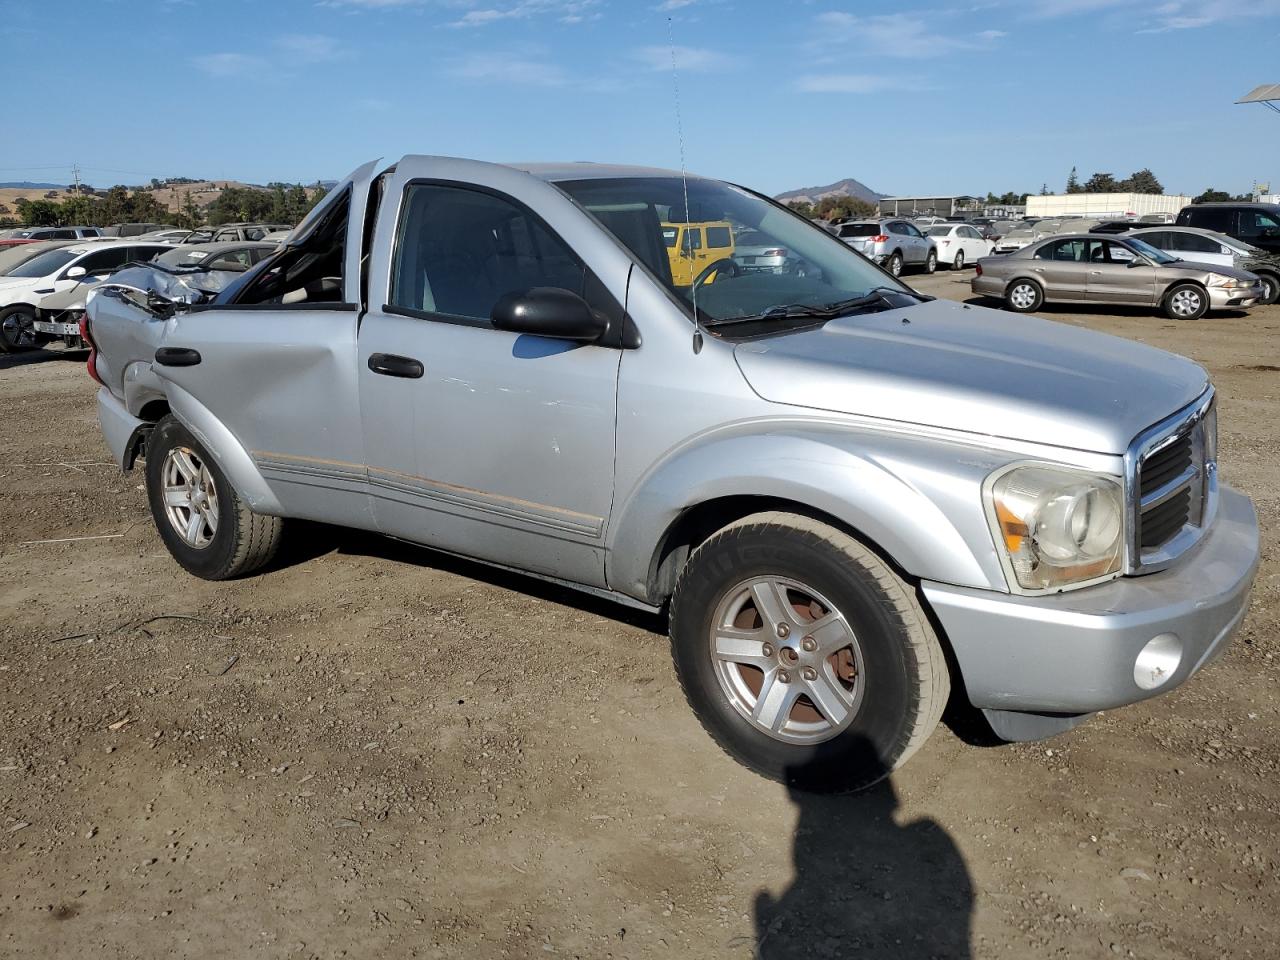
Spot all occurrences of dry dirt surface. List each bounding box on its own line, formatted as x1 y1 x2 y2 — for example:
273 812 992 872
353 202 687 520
1 276 1277 960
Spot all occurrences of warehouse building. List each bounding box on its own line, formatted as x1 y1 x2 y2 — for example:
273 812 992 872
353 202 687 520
1025 193 1192 219
877 195 980 217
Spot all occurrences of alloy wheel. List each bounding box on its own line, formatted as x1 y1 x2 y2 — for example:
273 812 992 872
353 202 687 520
1 308 37 351
161 446 220 549
709 576 865 745
1010 284 1037 309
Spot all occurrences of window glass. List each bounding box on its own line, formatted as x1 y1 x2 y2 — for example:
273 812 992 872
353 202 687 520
705 225 732 248
245 227 266 241
662 226 678 248
74 247 131 275
1238 210 1280 240
1137 231 1170 249
231 188 349 306
925 226 953 237
1036 239 1086 261
681 228 703 252
1103 241 1136 263
1185 208 1233 232
391 183 585 321
7 249 79 277
1170 232 1219 253
838 223 879 238
901 223 924 238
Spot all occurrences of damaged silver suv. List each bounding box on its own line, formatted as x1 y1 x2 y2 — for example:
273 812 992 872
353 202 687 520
85 156 1259 792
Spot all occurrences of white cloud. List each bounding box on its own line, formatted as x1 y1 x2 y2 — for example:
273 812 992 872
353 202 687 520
657 0 697 9
631 44 734 72
812 12 1004 57
192 52 265 77
445 53 568 85
1135 0 1280 31
795 73 929 94
276 33 344 62
449 0 601 27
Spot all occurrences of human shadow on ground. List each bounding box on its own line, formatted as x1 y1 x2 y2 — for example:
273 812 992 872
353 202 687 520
753 739 974 960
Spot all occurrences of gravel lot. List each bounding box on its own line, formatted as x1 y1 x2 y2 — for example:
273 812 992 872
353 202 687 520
1 271 1277 959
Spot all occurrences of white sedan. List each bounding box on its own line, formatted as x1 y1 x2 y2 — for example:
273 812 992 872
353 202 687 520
924 223 993 269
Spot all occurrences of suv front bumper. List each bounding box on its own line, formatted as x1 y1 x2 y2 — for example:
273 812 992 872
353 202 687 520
922 484 1259 714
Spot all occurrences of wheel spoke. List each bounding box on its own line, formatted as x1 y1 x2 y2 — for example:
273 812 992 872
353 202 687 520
804 665 854 729
806 611 854 655
753 671 800 732
185 511 204 545
713 627 772 668
163 486 191 507
172 450 199 483
750 578 796 631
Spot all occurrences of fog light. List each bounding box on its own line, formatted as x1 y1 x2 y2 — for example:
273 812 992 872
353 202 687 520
1134 634 1182 690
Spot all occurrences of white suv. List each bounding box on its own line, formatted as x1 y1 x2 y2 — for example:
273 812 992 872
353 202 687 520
0 240 169 352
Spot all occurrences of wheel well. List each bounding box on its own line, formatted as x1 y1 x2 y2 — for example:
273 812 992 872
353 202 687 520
137 399 170 422
124 399 171 469
646 495 912 606
1161 279 1207 300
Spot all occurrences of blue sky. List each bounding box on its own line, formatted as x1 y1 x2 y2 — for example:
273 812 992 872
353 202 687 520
2 0 1279 198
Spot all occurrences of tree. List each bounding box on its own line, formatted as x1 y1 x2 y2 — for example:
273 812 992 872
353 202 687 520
1083 172 1119 193
175 192 205 229
1120 168 1163 194
1193 188 1233 204
20 199 62 226
1040 183 1050 196
59 194 101 226
1065 167 1080 194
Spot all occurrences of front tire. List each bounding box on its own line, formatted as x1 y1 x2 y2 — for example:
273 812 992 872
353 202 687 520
1005 279 1044 313
0 304 38 353
669 512 950 793
1256 272 1279 305
1163 283 1207 320
952 250 965 270
923 249 938 274
145 416 283 580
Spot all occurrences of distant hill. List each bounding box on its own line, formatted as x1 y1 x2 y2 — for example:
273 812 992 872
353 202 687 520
775 177 885 206
0 181 65 190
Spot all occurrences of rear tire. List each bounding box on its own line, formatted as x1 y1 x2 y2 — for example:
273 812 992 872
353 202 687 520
669 512 950 794
145 416 284 580
953 250 966 270
1162 283 1208 321
1005 279 1044 313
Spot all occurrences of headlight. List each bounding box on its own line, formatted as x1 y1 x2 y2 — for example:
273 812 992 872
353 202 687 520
985 465 1124 592
1207 275 1242 288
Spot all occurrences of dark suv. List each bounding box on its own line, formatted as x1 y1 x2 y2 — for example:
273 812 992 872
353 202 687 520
1176 202 1280 256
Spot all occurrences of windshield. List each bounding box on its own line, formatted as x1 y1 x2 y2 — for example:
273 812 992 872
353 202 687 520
6 249 78 278
1125 237 1179 264
157 247 211 268
556 177 909 326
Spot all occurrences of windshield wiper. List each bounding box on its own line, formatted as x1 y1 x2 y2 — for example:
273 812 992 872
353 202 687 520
703 286 921 329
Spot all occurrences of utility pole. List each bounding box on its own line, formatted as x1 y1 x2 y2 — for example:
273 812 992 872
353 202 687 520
71 162 82 195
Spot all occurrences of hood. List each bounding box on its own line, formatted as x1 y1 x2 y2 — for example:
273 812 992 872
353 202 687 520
733 298 1207 455
1164 260 1259 281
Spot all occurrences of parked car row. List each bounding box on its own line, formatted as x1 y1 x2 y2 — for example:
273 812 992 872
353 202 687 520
0 237 278 352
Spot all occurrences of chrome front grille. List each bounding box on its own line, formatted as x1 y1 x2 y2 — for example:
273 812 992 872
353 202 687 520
1127 391 1217 572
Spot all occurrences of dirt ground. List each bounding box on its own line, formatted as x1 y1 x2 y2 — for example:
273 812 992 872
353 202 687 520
1 272 1277 960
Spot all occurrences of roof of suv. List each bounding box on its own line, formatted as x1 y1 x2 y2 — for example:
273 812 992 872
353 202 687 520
1183 201 1280 209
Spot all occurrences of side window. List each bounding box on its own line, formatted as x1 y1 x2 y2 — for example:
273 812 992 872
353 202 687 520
1188 208 1233 232
1038 239 1086 261
885 222 903 235
1174 232 1219 254
1239 210 1280 239
662 226 678 248
1104 241 1137 263
705 225 732 249
70 247 129 276
245 227 266 241
1140 231 1171 249
390 183 586 322
680 228 703 253
902 223 924 238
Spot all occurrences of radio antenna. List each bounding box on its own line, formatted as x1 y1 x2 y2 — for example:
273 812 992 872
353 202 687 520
667 18 703 354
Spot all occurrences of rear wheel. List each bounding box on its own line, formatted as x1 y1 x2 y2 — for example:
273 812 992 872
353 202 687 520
669 512 950 793
1163 283 1207 320
953 250 966 270
0 304 38 353
145 416 284 580
1006 279 1043 313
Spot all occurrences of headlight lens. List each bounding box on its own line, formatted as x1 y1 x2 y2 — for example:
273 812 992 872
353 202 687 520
1207 275 1241 288
987 466 1124 592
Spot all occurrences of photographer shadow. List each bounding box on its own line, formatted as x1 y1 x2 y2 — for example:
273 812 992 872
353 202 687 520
753 739 973 959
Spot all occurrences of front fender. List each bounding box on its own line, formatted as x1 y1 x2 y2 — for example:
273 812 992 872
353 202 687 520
163 381 284 515
606 422 1017 603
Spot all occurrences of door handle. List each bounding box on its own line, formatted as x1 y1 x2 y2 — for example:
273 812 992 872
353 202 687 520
154 347 201 367
368 352 424 379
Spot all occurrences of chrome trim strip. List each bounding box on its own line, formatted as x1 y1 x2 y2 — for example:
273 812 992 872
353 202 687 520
1123 388 1216 575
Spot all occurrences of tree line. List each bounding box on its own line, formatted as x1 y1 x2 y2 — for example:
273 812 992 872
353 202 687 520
0 181 324 230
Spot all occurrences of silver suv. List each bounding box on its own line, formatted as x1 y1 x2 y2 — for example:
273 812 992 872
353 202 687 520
835 218 937 276
86 156 1259 793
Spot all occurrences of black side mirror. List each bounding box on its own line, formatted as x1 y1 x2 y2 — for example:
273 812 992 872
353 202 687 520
491 287 606 342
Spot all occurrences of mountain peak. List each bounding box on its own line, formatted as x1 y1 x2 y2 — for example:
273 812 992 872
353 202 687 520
775 177 885 205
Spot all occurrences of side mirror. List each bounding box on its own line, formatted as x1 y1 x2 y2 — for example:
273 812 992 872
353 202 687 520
1126 258 1145 268
65 266 87 279
491 287 606 343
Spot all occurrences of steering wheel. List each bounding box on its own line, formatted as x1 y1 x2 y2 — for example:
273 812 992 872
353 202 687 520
691 257 742 291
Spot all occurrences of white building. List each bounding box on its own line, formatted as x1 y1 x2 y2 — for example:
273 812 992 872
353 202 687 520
1025 193 1192 219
